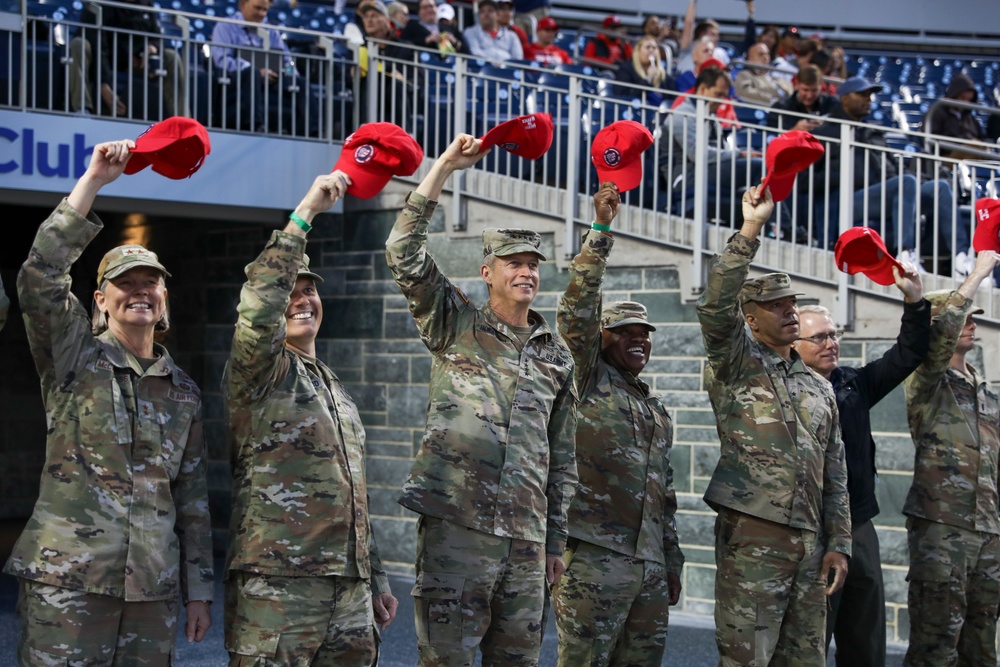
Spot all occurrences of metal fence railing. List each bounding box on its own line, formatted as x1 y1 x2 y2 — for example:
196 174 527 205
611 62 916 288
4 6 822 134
4 3 1000 323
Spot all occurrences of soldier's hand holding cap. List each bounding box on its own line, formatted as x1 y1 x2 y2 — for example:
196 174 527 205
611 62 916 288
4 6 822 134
741 184 774 227
593 182 620 227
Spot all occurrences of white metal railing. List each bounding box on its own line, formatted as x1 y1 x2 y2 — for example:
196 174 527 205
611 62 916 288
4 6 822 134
4 4 1000 322
2 0 357 139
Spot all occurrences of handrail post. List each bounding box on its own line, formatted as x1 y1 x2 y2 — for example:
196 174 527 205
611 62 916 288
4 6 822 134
563 76 581 259
690 97 709 296
834 121 854 329
451 56 467 231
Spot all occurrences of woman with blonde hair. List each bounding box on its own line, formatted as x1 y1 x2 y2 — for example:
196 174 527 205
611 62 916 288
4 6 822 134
614 35 672 106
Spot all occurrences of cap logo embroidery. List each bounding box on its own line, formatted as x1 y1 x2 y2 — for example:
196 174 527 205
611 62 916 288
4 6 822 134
354 145 375 164
603 147 621 167
520 115 536 129
499 142 520 150
136 123 155 140
980 208 990 221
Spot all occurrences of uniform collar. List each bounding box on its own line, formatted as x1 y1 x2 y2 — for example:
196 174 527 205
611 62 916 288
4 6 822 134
99 329 180 383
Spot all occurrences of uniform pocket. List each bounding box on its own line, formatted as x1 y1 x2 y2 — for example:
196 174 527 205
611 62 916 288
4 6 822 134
225 575 284 658
412 571 465 647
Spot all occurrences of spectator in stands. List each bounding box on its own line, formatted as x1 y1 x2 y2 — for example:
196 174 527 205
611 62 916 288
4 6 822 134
211 0 316 135
356 0 416 123
463 0 523 61
812 77 964 271
661 68 763 213
810 51 839 95
614 36 672 106
735 42 792 106
923 74 989 160
513 0 550 36
387 1 409 34
70 0 187 118
401 0 468 55
766 65 839 132
525 17 572 65
673 37 715 92
828 45 848 79
795 38 820 69
581 15 632 70
758 25 779 55
770 27 800 81
496 1 529 55
641 15 677 63
675 17 730 75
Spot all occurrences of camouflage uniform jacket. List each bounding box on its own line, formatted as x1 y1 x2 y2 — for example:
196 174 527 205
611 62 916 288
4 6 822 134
903 291 1000 534
5 199 214 603
557 229 683 574
225 230 389 594
696 233 851 555
0 273 9 331
386 192 578 555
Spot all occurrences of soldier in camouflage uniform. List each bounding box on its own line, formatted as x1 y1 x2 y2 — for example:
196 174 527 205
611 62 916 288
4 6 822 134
553 182 684 667
696 185 851 666
902 250 1000 667
5 139 214 665
0 274 9 330
224 170 398 666
385 134 578 667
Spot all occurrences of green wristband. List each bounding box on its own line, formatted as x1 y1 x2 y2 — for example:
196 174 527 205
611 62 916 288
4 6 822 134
592 223 611 232
290 212 312 233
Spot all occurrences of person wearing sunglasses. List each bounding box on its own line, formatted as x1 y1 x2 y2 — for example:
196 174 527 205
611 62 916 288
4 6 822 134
792 261 928 667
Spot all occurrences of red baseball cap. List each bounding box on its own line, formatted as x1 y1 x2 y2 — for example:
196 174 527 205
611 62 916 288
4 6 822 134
590 120 653 193
537 16 558 31
602 15 621 28
480 114 554 160
760 130 824 202
834 226 904 286
334 123 424 199
698 58 726 73
124 117 211 179
973 197 1000 253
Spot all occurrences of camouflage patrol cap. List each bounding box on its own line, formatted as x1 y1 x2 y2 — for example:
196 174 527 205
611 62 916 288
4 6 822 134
298 253 324 283
482 228 547 260
738 272 803 305
601 301 656 331
97 244 171 284
925 289 983 317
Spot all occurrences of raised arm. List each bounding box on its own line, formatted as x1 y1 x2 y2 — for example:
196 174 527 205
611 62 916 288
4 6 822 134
385 135 488 353
18 141 132 385
557 182 620 382
226 172 350 404
696 186 773 379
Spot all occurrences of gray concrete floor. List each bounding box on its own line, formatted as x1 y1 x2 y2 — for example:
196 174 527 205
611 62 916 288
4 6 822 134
0 564 905 666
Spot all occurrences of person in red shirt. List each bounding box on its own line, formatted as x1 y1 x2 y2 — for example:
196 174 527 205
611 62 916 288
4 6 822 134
582 15 632 69
525 16 572 65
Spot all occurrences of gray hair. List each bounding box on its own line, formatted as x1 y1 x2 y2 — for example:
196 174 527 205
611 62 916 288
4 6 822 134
91 278 171 335
798 304 831 317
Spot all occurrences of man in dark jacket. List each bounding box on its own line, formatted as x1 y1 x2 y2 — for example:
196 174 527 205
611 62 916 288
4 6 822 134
766 64 839 132
793 264 929 667
923 74 989 160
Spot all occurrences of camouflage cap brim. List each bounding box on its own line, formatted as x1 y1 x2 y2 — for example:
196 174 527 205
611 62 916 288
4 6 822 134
604 316 656 331
493 243 547 260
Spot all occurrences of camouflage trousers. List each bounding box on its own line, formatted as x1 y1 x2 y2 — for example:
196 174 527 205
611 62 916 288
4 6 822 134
412 515 546 667
550 538 670 667
714 508 827 667
224 571 378 667
16 579 177 666
903 517 1000 667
